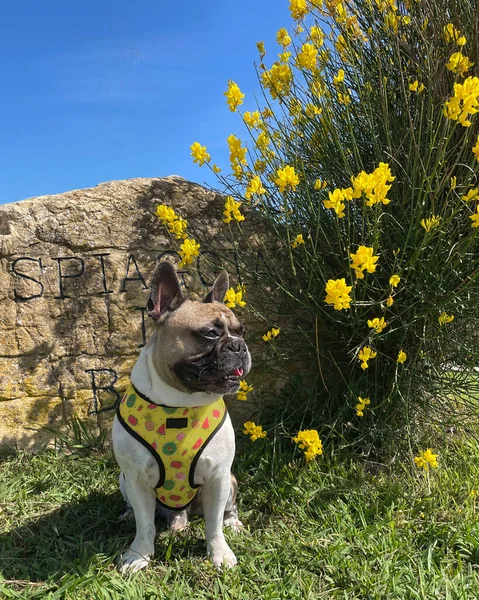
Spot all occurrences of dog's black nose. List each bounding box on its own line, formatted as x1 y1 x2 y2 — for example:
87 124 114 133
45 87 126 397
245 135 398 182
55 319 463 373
226 337 247 354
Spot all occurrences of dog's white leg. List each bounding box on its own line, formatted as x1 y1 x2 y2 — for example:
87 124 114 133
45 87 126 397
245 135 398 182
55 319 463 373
117 475 157 574
118 472 135 521
223 474 243 532
202 471 237 568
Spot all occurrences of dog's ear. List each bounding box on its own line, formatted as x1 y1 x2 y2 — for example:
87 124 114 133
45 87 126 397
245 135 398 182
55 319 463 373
147 262 184 320
203 271 230 304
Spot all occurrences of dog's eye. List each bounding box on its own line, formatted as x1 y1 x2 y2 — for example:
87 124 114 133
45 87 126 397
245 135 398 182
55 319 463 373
203 330 220 340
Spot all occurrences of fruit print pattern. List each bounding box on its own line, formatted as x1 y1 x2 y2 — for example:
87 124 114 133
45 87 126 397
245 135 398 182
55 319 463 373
117 382 227 510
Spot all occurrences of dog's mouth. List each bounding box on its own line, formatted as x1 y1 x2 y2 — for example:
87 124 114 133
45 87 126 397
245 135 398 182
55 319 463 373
176 363 246 394
224 367 244 380
220 367 244 383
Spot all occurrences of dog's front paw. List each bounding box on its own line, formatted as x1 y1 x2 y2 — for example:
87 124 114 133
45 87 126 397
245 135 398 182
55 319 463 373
207 541 237 569
116 548 151 574
223 513 244 533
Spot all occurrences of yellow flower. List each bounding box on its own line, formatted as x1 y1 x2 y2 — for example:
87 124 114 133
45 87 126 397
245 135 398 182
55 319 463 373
444 76 479 127
224 80 245 112
227 134 247 165
156 204 177 224
223 196 245 223
245 175 266 200
358 346 377 370
288 98 302 116
243 421 267 441
305 103 322 117
239 380 253 392
450 176 457 189
397 350 407 364
167 217 188 240
243 111 262 129
384 10 398 33
446 52 474 76
310 80 324 99
409 80 425 93
255 131 270 154
335 34 347 60
350 246 379 279
276 27 292 48
261 62 293 100
462 188 479 202
289 0 309 21
314 178 327 190
367 317 387 334
323 188 346 218
212 164 221 174
237 380 253 401
470 206 479 228
438 312 454 325
309 25 324 47
190 142 211 167
156 205 188 239
333 69 345 85
351 163 395 206
386 295 394 307
274 165 300 193
293 429 323 461
291 234 305 249
178 238 200 268
355 397 371 417
296 43 318 70
421 215 441 232
338 92 351 105
414 448 438 470
262 327 280 342
224 285 247 309
231 163 246 182
324 279 352 311
254 159 267 174
473 137 479 160
444 23 465 46
444 23 458 43
256 41 265 59
389 274 400 288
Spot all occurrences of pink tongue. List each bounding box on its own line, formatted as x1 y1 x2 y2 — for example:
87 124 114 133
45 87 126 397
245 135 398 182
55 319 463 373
233 368 244 377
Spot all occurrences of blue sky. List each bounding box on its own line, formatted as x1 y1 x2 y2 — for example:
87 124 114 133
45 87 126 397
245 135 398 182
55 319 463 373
0 1 291 204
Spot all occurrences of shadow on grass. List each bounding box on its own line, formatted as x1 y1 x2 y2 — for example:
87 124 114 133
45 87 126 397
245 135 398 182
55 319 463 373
0 491 125 582
0 490 207 584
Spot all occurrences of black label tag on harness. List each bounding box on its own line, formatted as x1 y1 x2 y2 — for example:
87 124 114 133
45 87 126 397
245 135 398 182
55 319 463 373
166 418 188 429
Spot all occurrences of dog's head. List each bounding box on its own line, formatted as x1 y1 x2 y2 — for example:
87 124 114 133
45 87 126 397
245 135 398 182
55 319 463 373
146 262 251 395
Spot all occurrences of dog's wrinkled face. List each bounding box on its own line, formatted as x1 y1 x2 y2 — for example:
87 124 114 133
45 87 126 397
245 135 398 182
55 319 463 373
162 301 251 394
146 262 251 394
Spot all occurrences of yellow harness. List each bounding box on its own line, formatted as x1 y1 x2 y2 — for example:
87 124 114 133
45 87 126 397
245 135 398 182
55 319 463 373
117 382 227 511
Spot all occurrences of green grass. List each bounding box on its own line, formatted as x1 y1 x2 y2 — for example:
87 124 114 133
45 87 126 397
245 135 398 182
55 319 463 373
1 435 479 599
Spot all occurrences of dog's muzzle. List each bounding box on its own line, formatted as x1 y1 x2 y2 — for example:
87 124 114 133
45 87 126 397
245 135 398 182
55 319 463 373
175 336 251 394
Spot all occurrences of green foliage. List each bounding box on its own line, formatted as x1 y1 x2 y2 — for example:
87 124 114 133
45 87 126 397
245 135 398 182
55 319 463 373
203 0 479 446
47 413 107 453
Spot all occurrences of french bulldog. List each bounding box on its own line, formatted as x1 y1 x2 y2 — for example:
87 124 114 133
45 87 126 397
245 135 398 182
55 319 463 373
112 261 251 573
